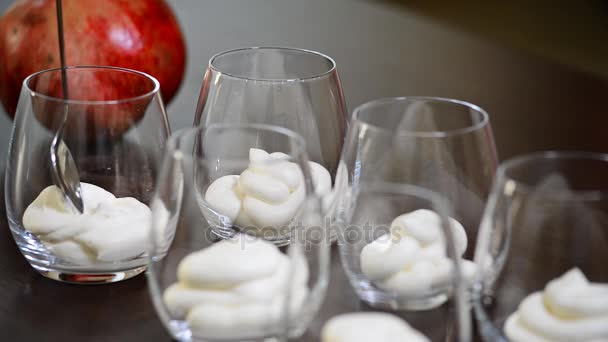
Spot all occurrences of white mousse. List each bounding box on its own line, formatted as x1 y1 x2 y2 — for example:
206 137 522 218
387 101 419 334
204 148 332 229
504 268 608 342
321 312 429 342
360 209 476 296
22 183 151 263
163 235 308 339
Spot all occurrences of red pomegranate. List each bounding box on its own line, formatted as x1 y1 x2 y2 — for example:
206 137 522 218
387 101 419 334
0 0 186 118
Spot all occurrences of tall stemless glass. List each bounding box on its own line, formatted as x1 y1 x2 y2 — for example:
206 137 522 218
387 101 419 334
194 47 348 201
5 66 170 284
147 126 330 341
337 97 498 258
473 152 608 341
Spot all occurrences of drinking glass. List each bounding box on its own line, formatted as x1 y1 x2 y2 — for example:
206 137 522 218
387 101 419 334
194 46 348 227
338 181 471 341
337 97 498 258
473 151 608 341
5 66 169 283
147 125 330 341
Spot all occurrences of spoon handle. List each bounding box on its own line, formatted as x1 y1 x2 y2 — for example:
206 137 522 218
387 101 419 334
56 0 68 99
50 0 84 214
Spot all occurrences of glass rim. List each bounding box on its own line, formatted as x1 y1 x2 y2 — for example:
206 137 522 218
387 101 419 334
352 96 491 138
23 65 161 105
497 150 608 200
208 46 337 82
166 123 309 162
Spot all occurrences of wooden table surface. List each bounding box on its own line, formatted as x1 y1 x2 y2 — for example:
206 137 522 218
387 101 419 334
1 1 608 341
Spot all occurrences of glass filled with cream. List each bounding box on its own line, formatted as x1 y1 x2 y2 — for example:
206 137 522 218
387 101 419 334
5 66 169 284
337 181 472 341
146 125 330 341
473 152 608 341
191 123 332 246
194 47 349 241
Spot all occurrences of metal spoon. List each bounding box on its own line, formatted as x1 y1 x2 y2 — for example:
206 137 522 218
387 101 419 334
50 0 84 214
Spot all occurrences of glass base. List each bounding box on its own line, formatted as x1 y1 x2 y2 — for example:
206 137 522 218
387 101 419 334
210 227 291 247
167 319 287 342
32 264 147 284
357 289 448 311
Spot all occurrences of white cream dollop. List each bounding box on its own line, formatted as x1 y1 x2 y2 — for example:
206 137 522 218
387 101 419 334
163 235 308 339
321 312 429 342
22 183 151 263
360 209 476 296
504 268 608 342
204 148 332 230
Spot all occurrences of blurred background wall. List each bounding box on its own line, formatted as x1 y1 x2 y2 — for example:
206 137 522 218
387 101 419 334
0 0 606 166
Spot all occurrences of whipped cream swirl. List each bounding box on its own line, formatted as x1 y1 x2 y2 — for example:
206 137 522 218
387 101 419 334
360 209 476 296
163 235 308 339
204 148 331 230
321 312 429 342
504 268 608 342
22 183 151 263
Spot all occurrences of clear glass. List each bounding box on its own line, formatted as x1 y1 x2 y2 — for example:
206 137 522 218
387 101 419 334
193 47 348 231
147 125 330 341
337 97 498 258
473 151 608 341
338 181 471 341
5 66 170 284
186 122 313 246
